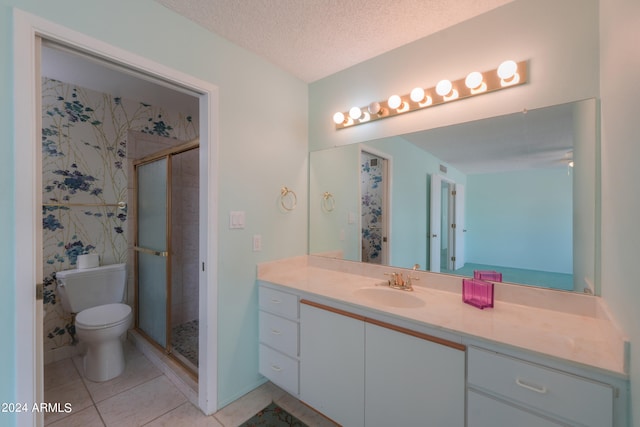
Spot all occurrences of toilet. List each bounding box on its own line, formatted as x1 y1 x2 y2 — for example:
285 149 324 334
56 263 132 382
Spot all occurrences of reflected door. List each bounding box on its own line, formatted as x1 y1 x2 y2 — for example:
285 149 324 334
135 157 169 348
430 174 466 272
453 183 466 270
430 175 444 272
361 151 389 265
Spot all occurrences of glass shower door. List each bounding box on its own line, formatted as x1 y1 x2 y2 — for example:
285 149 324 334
136 157 169 348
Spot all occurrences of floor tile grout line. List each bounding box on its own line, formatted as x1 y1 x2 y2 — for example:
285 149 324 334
73 357 107 426
87 369 164 405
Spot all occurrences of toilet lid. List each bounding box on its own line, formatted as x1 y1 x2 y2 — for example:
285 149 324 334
76 303 131 329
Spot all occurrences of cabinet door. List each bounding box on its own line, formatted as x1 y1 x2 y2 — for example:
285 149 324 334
468 390 563 427
365 323 465 427
300 303 365 427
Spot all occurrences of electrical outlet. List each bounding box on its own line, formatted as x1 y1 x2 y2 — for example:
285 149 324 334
253 234 262 251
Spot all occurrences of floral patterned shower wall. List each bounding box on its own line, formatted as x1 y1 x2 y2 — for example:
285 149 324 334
361 152 385 264
41 77 198 356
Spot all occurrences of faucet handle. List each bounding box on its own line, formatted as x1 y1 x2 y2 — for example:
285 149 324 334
384 272 404 287
384 272 397 286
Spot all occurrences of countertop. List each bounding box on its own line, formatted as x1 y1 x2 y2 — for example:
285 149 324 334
258 256 628 377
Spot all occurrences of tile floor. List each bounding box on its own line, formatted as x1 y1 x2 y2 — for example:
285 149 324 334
44 340 337 427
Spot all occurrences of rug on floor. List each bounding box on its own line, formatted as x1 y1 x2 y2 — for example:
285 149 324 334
239 402 308 427
171 319 198 367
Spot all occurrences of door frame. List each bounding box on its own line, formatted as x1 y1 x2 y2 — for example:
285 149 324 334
13 9 220 423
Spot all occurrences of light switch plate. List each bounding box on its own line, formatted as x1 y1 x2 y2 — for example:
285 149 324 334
229 211 245 229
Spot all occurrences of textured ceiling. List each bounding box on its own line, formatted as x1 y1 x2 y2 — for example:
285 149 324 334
154 0 514 82
401 102 575 175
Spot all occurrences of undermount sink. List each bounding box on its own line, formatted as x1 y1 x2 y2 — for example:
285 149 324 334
353 286 425 308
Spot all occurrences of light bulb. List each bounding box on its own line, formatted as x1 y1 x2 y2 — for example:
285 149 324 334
436 79 453 97
368 101 382 115
387 95 402 110
465 72 483 90
410 87 425 103
349 106 362 120
333 111 345 125
497 60 518 80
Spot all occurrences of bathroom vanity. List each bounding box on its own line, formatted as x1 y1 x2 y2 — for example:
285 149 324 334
257 256 629 427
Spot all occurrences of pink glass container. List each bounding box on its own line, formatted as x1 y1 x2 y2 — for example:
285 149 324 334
462 278 494 309
473 270 503 282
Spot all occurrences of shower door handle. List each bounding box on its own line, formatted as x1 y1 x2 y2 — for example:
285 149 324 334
134 246 168 257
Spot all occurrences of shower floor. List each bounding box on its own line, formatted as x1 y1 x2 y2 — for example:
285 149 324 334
171 319 199 368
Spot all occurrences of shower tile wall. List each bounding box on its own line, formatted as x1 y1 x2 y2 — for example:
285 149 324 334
171 148 199 327
42 77 198 363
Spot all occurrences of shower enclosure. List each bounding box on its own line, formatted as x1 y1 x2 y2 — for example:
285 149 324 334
134 140 199 375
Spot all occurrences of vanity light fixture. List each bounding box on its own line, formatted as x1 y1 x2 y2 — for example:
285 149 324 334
332 59 528 129
497 60 520 86
333 111 346 125
368 101 383 116
435 79 452 96
410 87 432 107
435 79 458 101
387 94 402 110
410 87 425 102
349 106 363 120
465 71 486 94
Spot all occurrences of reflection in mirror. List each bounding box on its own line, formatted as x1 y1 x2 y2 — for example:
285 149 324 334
309 98 598 294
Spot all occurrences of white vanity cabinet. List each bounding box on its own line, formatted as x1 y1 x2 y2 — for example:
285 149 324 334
299 299 465 427
467 346 615 427
299 301 366 427
365 321 465 427
258 285 300 396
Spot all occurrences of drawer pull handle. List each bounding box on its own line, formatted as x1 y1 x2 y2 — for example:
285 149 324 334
516 378 547 394
270 365 282 372
271 298 282 304
271 329 282 335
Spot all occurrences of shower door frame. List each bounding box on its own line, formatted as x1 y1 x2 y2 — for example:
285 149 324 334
133 139 199 377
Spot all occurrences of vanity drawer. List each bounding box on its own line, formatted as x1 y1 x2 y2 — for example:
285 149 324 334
259 311 299 356
259 344 299 395
468 390 563 427
468 347 613 427
259 286 298 320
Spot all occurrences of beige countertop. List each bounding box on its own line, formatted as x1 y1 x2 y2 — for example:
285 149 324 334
258 256 628 378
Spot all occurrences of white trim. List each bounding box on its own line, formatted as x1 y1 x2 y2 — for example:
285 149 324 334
13 9 219 421
13 10 40 427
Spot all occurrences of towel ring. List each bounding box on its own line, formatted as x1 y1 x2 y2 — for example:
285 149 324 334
322 192 335 212
280 187 297 211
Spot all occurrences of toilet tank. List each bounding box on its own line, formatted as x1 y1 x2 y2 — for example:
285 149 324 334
56 263 127 313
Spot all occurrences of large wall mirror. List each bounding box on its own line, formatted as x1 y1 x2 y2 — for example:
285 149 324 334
309 98 599 294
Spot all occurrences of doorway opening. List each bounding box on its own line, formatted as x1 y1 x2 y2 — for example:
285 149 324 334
429 174 465 273
14 10 219 421
360 149 390 265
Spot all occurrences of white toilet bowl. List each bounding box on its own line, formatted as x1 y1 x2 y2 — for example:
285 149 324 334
75 303 132 382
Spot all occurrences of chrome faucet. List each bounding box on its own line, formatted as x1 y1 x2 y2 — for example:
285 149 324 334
384 271 417 291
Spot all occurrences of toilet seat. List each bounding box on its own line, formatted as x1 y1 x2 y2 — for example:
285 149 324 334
76 303 131 330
